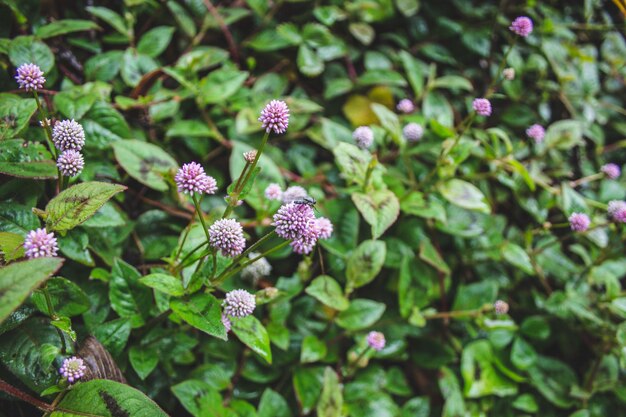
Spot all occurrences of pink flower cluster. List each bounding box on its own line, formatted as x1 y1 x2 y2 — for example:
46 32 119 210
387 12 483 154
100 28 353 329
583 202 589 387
273 202 333 255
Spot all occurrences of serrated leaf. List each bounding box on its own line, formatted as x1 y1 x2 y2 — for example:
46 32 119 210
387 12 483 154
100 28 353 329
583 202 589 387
44 182 126 232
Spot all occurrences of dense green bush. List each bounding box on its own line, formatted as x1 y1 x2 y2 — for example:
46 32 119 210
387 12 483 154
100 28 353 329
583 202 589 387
0 1 625 416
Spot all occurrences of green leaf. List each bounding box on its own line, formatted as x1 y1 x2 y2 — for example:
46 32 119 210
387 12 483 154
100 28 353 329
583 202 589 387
44 182 127 232
528 356 576 408
258 388 292 417
231 315 272 364
301 335 327 363
371 103 402 144
461 340 518 398
83 101 131 149
35 19 100 39
109 259 151 328
511 337 537 370
140 273 185 296
167 1 197 38
0 257 64 323
452 281 497 311
293 367 325 414
86 6 130 39
431 75 473 91
85 51 124 82
0 203 40 235
423 92 454 127
53 89 98 120
92 318 132 357
349 22 375 45
399 51 424 98
51 379 168 416
544 119 583 150
520 316 550 340
297 44 324 77
0 317 63 394
171 293 227 340
9 36 55 73
32 277 90 317
172 379 222 417
0 94 37 139
438 179 490 214
0 139 56 179
352 190 400 239
401 397 430 417
113 140 178 191
333 142 373 186
129 345 159 380
0 231 25 261
317 367 343 417
346 240 386 291
137 26 175 57
305 275 350 311
502 242 534 275
199 67 249 104
336 298 385 330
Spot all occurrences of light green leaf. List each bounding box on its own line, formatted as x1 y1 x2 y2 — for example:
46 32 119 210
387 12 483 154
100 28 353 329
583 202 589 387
0 257 64 323
44 182 126 232
129 345 159 380
231 315 272 364
297 44 324 77
300 335 327 363
9 36 55 73
336 299 385 330
113 140 178 191
137 26 175 57
35 19 100 39
86 6 130 39
199 68 249 104
317 367 343 417
461 340 518 398
371 103 402 144
140 273 185 296
0 139 56 179
502 242 534 275
352 190 400 239
305 275 349 311
438 179 490 214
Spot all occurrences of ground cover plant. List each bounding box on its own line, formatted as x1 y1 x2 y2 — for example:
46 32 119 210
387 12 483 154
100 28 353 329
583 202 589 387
0 0 625 416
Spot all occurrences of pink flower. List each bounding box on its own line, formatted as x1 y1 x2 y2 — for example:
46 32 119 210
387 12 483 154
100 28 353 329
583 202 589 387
608 201 626 223
15 63 45 91
259 100 290 134
175 162 217 195
569 212 590 232
366 331 386 351
243 150 257 163
472 98 492 116
23 228 58 259
494 300 509 315
396 99 415 114
221 313 232 332
282 185 308 204
526 124 545 143
265 183 283 200
503 68 515 80
57 150 84 177
273 202 317 241
59 356 86 383
223 289 256 318
601 163 620 180
315 217 333 239
353 126 374 149
403 123 423 142
209 219 246 257
509 16 533 37
52 120 85 152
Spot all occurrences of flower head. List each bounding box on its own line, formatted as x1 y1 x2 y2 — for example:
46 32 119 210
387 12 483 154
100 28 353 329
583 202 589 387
526 124 545 143
290 225 320 255
509 16 533 37
494 300 509 315
59 356 86 383
15 63 45 91
315 217 333 240
601 163 621 180
473 98 492 116
24 228 58 259
366 331 386 351
52 119 85 152
209 219 246 257
282 185 308 204
273 202 317 240
396 99 415 114
175 162 217 195
403 123 424 142
569 212 590 232
265 183 283 201
223 289 256 318
353 126 374 149
243 150 257 163
608 200 626 223
57 150 84 177
241 252 272 282
259 100 290 134
221 313 232 332
503 68 515 80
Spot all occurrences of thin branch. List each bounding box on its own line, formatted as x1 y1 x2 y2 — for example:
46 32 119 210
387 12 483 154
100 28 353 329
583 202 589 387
203 0 240 66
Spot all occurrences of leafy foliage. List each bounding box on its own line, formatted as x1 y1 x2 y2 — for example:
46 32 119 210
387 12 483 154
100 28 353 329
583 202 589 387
0 1 625 417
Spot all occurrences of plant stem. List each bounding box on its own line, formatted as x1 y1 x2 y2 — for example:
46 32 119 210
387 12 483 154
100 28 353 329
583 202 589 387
214 239 288 286
424 305 490 320
214 230 277 282
0 378 53 412
34 92 63 191
192 194 211 244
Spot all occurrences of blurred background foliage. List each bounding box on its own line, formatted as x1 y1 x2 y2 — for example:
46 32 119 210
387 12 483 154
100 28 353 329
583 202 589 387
0 0 625 416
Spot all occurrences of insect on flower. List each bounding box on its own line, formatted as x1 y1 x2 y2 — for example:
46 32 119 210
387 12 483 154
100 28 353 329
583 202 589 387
293 196 317 207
